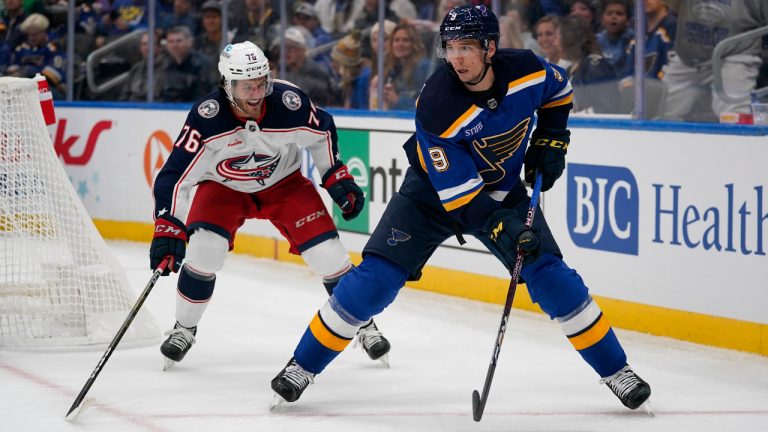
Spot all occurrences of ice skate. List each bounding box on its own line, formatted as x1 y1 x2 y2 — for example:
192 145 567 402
354 320 391 367
160 322 196 371
601 365 652 412
270 358 315 408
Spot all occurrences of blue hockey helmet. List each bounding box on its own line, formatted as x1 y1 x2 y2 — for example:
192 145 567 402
438 5 500 55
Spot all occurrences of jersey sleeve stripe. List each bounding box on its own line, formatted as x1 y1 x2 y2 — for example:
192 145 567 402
170 146 206 216
439 105 483 139
506 69 546 96
416 141 428 172
437 174 483 201
438 175 484 211
542 93 574 108
442 186 483 211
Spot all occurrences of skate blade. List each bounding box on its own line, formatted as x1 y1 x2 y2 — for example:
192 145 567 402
639 400 654 417
65 397 96 421
376 353 390 368
269 393 287 411
162 357 176 371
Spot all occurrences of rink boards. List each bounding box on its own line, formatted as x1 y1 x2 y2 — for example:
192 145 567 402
52 103 768 356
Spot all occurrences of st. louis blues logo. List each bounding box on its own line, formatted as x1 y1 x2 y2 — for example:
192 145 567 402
387 228 411 246
216 152 280 185
473 117 530 185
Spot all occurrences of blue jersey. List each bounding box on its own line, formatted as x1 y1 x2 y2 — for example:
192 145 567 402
408 49 573 229
9 41 65 86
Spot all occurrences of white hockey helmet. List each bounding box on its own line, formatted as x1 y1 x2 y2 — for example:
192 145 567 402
218 41 273 103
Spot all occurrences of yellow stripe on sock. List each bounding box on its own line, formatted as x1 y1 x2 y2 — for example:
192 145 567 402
309 313 352 352
568 315 611 351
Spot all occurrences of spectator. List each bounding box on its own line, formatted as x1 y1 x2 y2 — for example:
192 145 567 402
350 0 399 35
567 0 600 32
0 39 11 72
330 29 369 109
369 22 432 111
270 26 336 106
349 0 416 32
6 13 66 96
230 0 277 47
499 13 524 49
505 0 541 55
291 1 334 75
119 30 165 101
623 0 676 80
662 0 767 122
364 18 396 65
110 0 163 32
559 15 619 113
314 0 356 37
194 0 224 65
161 0 199 33
2 0 28 51
534 15 565 67
360 18 396 109
159 26 217 102
595 0 634 73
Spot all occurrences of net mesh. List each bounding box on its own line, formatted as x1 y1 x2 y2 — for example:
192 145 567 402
0 77 158 347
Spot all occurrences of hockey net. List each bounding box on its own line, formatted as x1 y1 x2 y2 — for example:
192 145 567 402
0 77 158 348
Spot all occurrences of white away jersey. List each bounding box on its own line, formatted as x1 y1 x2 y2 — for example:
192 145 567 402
152 81 340 221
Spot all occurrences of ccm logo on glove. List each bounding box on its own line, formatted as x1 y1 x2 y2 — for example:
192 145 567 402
322 161 365 221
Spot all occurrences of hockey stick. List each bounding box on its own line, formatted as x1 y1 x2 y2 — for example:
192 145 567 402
65 257 170 421
472 172 543 422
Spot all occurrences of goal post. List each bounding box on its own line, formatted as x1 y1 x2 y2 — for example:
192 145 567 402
0 77 159 348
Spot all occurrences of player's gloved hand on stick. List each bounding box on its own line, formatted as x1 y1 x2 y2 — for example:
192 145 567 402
322 161 365 221
524 128 569 192
486 208 541 265
150 215 187 275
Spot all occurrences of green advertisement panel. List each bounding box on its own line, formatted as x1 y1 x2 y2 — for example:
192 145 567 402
335 129 370 234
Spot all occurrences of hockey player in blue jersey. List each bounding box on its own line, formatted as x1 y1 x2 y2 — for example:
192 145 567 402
270 5 652 412
149 41 390 370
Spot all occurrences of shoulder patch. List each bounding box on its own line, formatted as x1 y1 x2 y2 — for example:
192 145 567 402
282 90 301 111
198 99 220 118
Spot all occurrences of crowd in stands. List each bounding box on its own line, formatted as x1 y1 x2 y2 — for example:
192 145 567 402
1 0 766 122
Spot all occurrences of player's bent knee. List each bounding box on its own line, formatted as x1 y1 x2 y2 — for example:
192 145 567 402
522 253 590 319
185 228 229 275
302 237 352 280
333 254 408 321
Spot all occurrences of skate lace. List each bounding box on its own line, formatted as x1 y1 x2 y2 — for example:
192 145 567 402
354 325 383 350
600 366 640 399
283 363 314 389
164 327 195 351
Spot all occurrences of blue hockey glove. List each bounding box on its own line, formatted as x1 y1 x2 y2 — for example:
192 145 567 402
149 215 187 275
486 209 541 265
322 161 365 221
524 128 569 192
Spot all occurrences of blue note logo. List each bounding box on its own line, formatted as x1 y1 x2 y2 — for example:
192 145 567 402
567 163 639 255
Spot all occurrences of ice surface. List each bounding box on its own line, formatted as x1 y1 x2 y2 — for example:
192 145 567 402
2 241 767 431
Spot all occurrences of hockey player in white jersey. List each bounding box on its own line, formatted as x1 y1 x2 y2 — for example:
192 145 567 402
149 41 390 370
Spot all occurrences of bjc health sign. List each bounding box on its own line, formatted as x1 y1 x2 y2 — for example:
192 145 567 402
567 163 639 255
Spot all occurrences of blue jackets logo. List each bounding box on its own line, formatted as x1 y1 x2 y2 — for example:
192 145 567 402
567 163 639 255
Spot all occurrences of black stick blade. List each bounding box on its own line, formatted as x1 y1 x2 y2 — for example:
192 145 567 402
472 389 484 422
